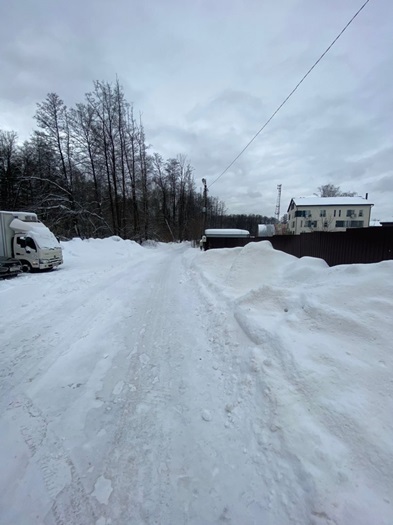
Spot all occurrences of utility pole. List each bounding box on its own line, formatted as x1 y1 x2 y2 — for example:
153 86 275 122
202 178 208 235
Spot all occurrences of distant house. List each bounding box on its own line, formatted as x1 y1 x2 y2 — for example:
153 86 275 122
286 197 373 235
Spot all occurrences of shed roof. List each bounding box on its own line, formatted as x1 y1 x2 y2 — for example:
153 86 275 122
205 229 250 237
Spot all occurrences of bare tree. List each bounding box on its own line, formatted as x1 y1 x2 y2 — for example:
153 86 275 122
317 183 357 197
0 130 19 208
35 93 81 235
0 78 232 242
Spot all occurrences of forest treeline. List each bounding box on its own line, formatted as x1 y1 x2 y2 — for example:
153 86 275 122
0 79 275 241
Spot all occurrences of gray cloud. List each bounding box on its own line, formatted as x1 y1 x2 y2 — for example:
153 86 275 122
0 0 392 218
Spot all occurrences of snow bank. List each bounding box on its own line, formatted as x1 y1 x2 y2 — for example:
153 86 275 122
61 236 143 268
192 241 393 523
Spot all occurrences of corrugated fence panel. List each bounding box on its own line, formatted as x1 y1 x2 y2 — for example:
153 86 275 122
234 226 393 266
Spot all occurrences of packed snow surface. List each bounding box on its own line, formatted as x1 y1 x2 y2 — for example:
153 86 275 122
1 238 392 525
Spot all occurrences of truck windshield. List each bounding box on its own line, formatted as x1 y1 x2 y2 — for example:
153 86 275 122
30 230 60 249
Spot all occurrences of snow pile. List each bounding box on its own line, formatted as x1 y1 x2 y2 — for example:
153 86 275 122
61 236 143 267
1 238 392 524
191 240 393 523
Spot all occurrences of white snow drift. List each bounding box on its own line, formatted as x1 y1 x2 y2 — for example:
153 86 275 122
0 238 392 525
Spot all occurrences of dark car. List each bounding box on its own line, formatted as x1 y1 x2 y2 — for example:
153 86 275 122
0 256 22 278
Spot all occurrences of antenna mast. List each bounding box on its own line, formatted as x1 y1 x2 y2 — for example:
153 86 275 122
275 184 282 221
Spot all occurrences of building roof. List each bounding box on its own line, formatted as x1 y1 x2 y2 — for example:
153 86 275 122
205 229 250 237
288 196 373 211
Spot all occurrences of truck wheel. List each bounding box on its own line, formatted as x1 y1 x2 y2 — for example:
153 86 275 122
21 261 32 273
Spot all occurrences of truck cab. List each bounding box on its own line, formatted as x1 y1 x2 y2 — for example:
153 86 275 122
13 230 62 272
0 211 63 272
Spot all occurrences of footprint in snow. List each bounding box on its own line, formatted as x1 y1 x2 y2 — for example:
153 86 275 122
201 409 212 422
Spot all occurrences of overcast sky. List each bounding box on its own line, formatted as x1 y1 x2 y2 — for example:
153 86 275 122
1 0 392 219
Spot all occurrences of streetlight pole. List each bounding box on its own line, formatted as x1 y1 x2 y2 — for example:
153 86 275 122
201 178 208 236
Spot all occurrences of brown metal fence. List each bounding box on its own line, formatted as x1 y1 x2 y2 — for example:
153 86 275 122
206 227 393 267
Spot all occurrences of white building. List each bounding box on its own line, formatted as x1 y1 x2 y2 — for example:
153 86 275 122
286 197 373 235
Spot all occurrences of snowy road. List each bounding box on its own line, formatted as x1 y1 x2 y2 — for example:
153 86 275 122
0 243 302 524
1 239 392 525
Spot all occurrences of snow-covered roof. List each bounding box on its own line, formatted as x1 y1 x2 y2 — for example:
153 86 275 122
289 197 373 210
205 229 250 237
9 218 60 249
9 218 40 233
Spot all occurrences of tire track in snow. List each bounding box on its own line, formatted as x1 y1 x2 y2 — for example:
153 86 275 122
1 251 166 524
0 254 157 403
102 251 181 523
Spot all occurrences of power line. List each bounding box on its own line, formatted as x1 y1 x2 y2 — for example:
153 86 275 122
209 0 372 189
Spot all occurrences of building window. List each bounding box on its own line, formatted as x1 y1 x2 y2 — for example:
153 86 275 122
320 210 326 217
334 210 336 217
339 210 341 217
324 221 328 228
306 220 317 228
335 220 364 228
288 213 291 220
300 220 303 227
346 209 355 217
295 210 309 218
359 210 363 217
292 221 295 229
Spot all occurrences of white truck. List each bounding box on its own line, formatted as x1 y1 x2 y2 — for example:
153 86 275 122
0 210 63 272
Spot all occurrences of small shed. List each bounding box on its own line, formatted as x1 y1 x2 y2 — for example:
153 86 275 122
204 229 251 250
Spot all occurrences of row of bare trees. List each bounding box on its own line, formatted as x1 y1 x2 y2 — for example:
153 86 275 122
1 80 227 241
